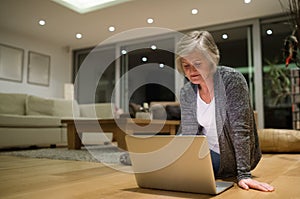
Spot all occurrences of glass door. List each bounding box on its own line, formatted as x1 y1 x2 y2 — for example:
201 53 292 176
261 17 296 129
210 26 255 106
73 46 116 104
119 37 176 112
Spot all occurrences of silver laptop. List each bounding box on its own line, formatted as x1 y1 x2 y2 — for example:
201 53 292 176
125 135 234 195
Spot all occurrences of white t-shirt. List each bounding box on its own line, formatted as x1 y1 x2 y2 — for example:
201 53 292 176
197 90 220 154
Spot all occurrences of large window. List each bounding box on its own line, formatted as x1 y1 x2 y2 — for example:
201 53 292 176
73 46 116 104
72 16 297 129
210 26 255 106
119 37 175 110
261 17 295 129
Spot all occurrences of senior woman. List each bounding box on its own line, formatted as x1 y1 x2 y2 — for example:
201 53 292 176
176 30 274 192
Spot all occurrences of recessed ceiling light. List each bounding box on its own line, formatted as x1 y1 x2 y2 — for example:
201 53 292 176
142 57 148 62
38 20 46 26
191 9 198 15
75 33 83 39
151 45 157 50
108 26 115 32
266 29 273 35
222 33 228 40
147 18 154 24
244 0 251 3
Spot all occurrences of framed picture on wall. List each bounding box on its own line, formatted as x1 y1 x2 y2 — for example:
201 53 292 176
0 43 24 82
27 51 50 86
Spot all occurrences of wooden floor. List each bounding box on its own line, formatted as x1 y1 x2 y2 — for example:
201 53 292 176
0 154 300 199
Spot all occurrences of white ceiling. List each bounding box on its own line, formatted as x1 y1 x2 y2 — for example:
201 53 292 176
0 0 286 50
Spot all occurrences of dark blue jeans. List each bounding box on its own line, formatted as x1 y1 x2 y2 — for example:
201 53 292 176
210 150 220 177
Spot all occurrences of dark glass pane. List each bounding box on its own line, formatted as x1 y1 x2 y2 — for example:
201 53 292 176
211 27 249 68
261 19 293 129
122 38 175 106
210 26 254 106
73 47 116 104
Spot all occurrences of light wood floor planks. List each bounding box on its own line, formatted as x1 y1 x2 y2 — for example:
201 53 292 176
0 154 299 199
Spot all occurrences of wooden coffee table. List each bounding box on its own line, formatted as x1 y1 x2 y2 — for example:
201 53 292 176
61 118 180 150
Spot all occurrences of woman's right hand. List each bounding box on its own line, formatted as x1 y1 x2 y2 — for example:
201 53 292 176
238 178 274 192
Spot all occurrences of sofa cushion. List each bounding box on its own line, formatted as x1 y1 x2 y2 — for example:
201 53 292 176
258 128 300 153
149 101 180 120
166 105 181 120
52 99 80 117
80 103 114 119
150 101 180 107
0 93 27 115
150 104 167 120
129 103 141 118
0 114 62 127
26 95 54 116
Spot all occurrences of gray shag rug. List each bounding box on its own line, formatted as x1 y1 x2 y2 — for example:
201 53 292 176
0 144 125 164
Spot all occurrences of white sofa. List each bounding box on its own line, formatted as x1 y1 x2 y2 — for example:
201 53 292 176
0 93 115 148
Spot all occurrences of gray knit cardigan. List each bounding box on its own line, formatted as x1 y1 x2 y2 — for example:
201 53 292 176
179 66 262 181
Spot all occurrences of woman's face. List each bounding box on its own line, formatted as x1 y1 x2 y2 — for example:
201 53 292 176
181 50 212 85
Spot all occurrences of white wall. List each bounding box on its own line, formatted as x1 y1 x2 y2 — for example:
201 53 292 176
0 29 71 98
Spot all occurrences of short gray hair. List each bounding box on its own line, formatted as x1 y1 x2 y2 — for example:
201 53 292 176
176 30 220 74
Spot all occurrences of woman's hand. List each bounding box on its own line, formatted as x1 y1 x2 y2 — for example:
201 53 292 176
238 178 275 192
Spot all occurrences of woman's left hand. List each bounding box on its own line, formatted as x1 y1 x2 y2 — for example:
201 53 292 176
238 178 275 192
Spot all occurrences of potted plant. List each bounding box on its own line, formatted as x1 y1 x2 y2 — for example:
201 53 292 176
263 59 291 106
